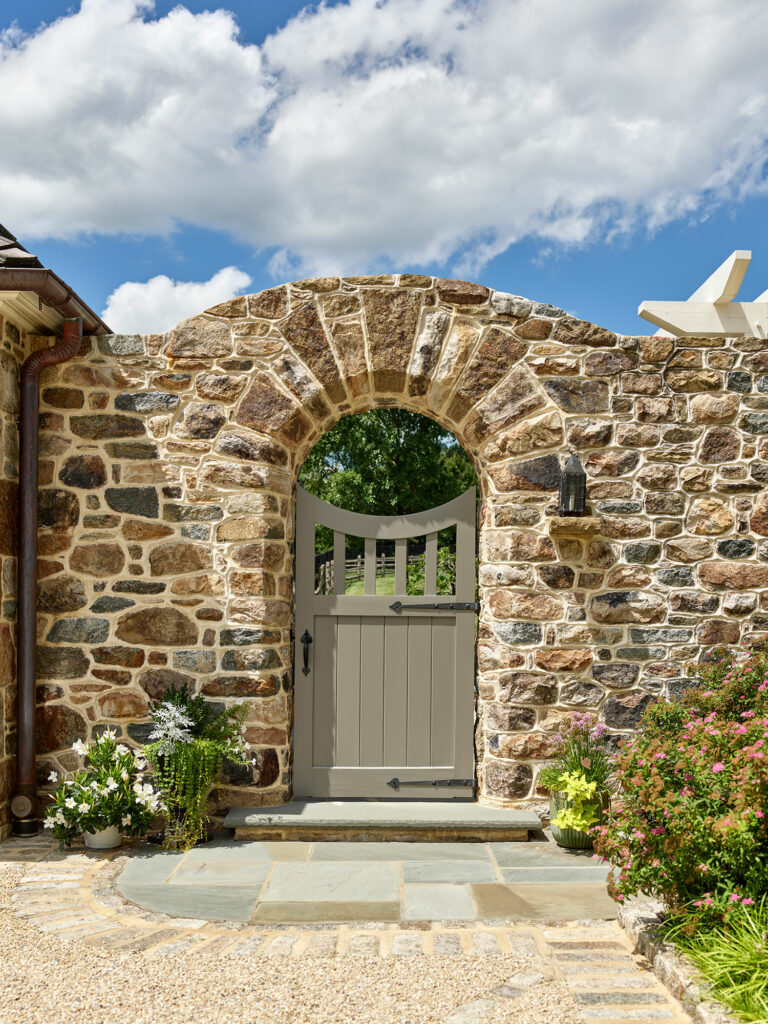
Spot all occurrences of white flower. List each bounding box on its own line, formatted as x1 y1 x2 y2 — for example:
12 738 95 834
105 777 118 791
65 797 76 809
240 725 246 734
55 811 65 824
64 779 74 786
72 739 87 756
43 817 55 829
121 815 132 827
78 803 90 813
121 770 130 782
244 742 251 750
89 780 99 790
47 770 58 783
134 758 147 771
100 728 117 741
115 744 129 757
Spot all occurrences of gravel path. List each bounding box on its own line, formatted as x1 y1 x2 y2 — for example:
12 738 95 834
0 837 692 1024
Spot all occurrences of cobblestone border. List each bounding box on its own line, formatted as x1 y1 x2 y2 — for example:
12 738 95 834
618 902 738 1024
2 836 696 1022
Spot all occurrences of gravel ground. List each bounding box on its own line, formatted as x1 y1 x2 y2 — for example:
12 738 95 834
0 864 582 1024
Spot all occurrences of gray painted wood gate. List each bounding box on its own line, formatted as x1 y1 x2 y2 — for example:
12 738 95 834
294 486 477 798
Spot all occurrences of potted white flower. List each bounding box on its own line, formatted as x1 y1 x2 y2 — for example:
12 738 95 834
44 730 162 850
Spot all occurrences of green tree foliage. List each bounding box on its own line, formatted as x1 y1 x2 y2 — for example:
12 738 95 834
299 410 477 552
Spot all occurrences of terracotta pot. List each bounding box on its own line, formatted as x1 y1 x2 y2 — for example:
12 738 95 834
550 790 609 850
83 825 123 850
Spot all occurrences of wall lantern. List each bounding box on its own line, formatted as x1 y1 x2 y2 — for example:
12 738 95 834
559 453 586 517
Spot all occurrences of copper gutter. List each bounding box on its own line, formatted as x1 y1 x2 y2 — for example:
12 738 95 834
0 268 110 335
11 318 83 835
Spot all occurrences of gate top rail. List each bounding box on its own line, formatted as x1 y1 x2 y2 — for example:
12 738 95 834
296 485 476 540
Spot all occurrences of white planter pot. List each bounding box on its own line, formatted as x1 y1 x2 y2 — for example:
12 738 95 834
83 825 123 850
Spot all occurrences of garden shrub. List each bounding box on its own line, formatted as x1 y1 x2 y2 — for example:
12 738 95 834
593 642 768 926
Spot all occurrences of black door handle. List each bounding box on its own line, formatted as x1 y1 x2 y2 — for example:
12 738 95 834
300 629 313 675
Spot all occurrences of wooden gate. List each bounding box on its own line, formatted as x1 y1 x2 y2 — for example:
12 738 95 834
294 486 477 798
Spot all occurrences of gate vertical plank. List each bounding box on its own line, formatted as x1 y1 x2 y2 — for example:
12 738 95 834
394 538 407 595
406 618 432 765
312 616 338 766
430 616 456 765
383 617 408 764
335 616 362 766
359 616 385 767
424 532 438 595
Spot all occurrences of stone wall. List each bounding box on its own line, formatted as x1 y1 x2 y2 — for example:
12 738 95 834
0 308 29 839
28 275 768 814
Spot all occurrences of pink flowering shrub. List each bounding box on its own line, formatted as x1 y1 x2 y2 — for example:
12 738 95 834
593 642 768 926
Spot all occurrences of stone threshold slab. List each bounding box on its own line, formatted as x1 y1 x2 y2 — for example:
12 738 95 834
224 800 540 841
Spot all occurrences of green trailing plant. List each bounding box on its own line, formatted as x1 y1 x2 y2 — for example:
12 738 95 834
43 730 161 849
665 897 768 1023
593 642 768 925
548 771 601 832
143 685 251 851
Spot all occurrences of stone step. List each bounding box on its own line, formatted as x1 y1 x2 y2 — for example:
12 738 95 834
224 800 540 842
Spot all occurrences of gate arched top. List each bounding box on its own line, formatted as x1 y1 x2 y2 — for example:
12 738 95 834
296 485 476 540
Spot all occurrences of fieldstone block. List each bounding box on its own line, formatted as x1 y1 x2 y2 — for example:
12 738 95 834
543 380 609 413
105 487 159 519
492 622 543 645
686 497 734 535
592 663 639 688
535 648 591 672
436 278 489 305
149 542 211 576
483 761 533 799
116 608 198 646
590 592 665 624
173 650 217 673
629 628 693 643
70 543 126 577
656 568 694 587
670 592 719 613
560 680 603 707
70 414 145 439
58 455 108 489
486 704 536 731
37 575 88 613
39 488 80 529
99 692 148 718
176 401 226 439
46 618 109 644
699 562 768 590
696 619 740 645
717 538 756 558
604 692 654 729
36 705 88 753
496 671 557 704
221 649 282 671
201 675 281 698
625 542 661 564
700 427 739 463
36 645 90 679
138 668 196 700
115 392 179 413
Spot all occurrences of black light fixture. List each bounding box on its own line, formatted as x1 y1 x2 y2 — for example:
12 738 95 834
559 452 587 517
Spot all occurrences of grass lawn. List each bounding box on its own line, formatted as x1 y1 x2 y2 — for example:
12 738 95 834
345 572 396 595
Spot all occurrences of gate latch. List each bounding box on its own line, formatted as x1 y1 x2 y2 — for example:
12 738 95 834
389 600 479 613
300 629 313 676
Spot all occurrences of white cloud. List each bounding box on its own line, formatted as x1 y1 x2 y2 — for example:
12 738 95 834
2 0 768 276
101 266 251 333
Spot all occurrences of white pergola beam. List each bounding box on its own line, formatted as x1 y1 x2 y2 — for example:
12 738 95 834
688 250 751 303
638 249 768 337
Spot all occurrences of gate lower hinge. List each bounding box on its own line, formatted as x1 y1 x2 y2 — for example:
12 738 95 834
387 777 475 790
389 600 479 613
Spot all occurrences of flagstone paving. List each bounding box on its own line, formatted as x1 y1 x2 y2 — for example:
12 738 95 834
0 832 694 1024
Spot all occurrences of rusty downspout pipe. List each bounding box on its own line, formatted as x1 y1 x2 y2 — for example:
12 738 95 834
11 318 83 836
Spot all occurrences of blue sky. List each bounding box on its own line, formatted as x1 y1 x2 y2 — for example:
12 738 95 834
2 0 767 335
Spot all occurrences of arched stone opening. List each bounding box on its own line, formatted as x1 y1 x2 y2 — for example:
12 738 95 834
33 273 763 818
